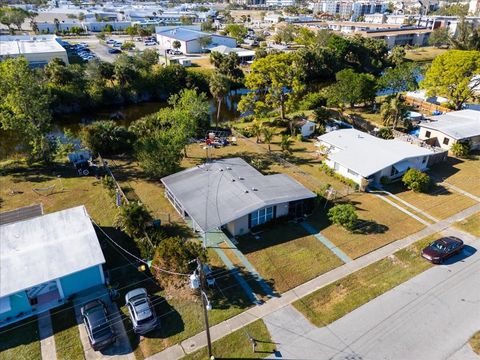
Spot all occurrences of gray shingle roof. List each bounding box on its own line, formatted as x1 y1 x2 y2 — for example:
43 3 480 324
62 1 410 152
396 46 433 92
161 158 316 232
421 109 480 140
0 206 105 297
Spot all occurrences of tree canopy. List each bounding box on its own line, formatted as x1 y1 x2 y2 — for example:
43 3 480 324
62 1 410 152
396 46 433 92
238 52 305 118
421 50 480 110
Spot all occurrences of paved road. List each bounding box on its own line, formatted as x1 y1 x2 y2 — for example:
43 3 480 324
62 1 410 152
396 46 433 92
265 238 480 360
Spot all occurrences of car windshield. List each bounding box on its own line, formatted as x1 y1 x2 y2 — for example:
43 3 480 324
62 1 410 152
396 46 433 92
432 242 447 252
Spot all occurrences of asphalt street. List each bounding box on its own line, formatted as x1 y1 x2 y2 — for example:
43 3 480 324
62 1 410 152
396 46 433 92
265 238 480 360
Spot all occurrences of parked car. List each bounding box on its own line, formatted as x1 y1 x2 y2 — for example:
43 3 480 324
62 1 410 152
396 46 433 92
125 288 158 334
108 48 122 54
172 50 182 55
113 42 122 47
421 236 464 264
325 119 353 132
81 299 116 351
144 41 156 46
106 39 116 44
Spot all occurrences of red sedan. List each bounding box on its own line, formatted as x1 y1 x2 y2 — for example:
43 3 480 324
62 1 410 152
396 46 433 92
421 236 464 264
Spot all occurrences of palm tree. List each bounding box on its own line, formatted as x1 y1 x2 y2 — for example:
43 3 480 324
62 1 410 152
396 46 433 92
251 120 263 143
280 134 293 155
380 97 407 129
262 127 274 152
209 72 230 128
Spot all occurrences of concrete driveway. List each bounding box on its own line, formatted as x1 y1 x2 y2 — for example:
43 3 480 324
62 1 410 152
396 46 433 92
265 238 480 360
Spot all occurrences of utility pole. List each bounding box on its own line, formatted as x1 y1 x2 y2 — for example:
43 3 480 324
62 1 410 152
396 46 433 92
197 258 213 359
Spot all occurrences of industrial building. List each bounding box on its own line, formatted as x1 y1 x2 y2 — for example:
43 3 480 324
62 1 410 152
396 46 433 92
0 35 68 66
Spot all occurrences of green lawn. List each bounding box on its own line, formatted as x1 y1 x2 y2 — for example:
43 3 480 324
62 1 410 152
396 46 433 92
182 319 276 360
455 212 480 237
237 222 343 293
470 331 480 355
293 234 436 326
0 317 41 360
51 305 85 360
404 47 448 62
309 193 426 259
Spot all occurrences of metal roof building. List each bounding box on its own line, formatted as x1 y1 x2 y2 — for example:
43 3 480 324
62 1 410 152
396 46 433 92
0 35 69 67
0 206 105 327
317 129 436 188
162 158 316 236
419 109 480 150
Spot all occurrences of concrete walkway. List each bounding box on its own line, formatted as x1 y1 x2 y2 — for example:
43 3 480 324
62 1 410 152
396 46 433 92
300 221 352 263
38 311 57 360
371 188 439 223
147 203 480 360
437 180 480 203
370 190 432 226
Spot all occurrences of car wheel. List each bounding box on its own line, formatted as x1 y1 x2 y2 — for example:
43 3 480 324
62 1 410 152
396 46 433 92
82 169 90 176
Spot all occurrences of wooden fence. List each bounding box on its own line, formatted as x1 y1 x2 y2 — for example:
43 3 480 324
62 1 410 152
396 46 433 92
404 96 452 115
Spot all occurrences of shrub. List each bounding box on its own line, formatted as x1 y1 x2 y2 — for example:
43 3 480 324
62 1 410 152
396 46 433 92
152 237 206 290
102 175 116 195
81 121 134 155
319 163 359 190
402 168 430 193
327 204 358 231
299 92 327 110
296 133 304 141
450 141 470 157
377 127 394 139
115 201 153 239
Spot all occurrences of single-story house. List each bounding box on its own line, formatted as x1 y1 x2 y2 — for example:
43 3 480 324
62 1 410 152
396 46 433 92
156 27 236 54
317 129 435 189
161 158 316 236
209 45 255 63
419 109 480 150
0 205 106 327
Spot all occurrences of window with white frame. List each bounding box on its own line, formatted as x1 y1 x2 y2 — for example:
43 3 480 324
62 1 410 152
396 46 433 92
250 207 274 227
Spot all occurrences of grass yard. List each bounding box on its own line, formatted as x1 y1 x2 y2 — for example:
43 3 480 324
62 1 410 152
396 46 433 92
0 160 118 226
182 319 276 360
309 193 426 259
51 305 85 360
404 47 447 62
0 317 41 360
293 234 436 326
455 212 480 237
386 181 477 220
430 152 480 197
237 222 343 293
470 331 480 355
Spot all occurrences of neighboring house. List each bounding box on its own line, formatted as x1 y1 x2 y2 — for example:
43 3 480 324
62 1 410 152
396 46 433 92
0 205 106 327
210 45 255 63
156 27 236 54
162 158 316 236
419 109 480 150
0 35 69 66
296 119 316 138
317 129 436 189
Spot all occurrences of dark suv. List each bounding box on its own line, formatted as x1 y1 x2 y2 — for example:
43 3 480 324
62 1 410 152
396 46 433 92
81 299 116 351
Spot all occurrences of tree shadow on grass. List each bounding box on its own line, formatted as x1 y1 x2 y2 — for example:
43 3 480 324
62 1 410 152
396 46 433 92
353 219 389 235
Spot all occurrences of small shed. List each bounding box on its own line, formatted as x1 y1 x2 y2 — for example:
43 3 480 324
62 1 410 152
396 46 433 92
296 119 316 138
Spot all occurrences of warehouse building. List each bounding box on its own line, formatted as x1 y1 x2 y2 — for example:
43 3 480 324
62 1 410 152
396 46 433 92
0 35 68 66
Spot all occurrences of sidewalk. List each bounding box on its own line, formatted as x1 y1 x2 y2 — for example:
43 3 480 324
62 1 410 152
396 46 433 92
148 203 480 360
38 311 57 360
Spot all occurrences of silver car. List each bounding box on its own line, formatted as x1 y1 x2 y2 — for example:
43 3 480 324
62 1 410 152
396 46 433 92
125 288 158 334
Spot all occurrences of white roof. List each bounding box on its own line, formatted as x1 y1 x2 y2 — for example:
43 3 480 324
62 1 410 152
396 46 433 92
420 109 480 140
0 35 65 56
0 206 105 297
317 129 433 177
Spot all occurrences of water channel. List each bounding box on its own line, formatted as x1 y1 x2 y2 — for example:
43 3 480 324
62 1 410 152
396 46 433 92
0 89 247 159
